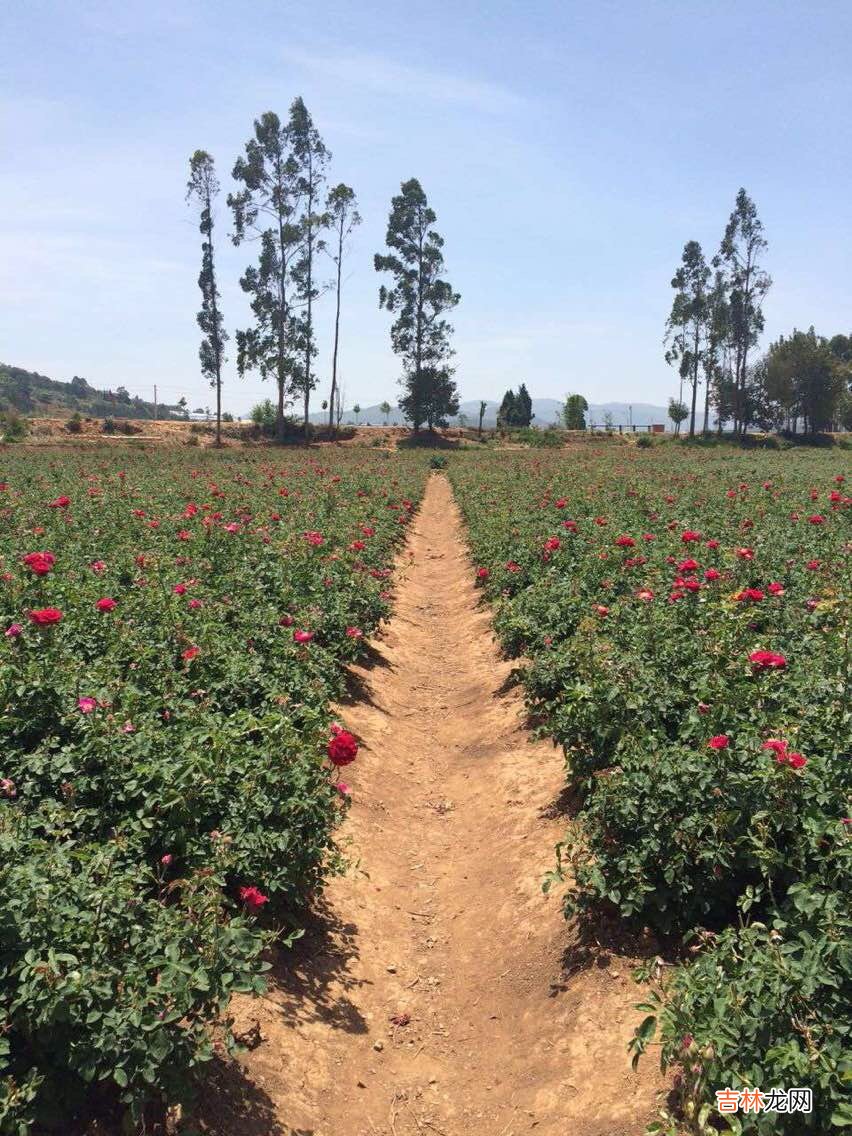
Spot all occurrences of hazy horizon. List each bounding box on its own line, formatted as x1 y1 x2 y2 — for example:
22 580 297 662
3 1 850 416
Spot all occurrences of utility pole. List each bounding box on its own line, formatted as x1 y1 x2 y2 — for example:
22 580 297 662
153 385 158 421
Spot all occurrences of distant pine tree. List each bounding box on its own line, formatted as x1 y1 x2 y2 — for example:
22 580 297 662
497 390 516 428
514 383 533 427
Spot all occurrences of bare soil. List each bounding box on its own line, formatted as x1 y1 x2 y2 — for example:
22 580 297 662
194 474 666 1136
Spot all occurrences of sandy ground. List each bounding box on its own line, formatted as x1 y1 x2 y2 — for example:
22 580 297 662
192 474 666 1136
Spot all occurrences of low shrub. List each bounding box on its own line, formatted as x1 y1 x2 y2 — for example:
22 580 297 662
565 738 846 933
1 411 29 442
0 811 268 1131
450 443 850 1129
632 866 852 1133
0 447 428 1129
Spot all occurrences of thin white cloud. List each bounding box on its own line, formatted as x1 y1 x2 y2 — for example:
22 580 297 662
280 46 527 115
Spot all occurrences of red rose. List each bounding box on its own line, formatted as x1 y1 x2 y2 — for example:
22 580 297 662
182 645 200 661
96 597 117 612
294 629 314 644
762 738 789 755
708 735 730 750
22 551 56 576
327 730 359 766
476 567 490 581
749 650 787 670
48 496 71 508
238 885 269 912
29 607 63 626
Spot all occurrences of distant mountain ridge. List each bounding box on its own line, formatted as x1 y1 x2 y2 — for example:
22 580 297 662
309 397 673 428
0 364 180 420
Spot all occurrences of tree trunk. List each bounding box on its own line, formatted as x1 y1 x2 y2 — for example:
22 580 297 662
276 377 286 443
329 217 343 434
413 214 425 434
689 319 700 437
205 184 223 447
275 157 289 445
303 173 314 433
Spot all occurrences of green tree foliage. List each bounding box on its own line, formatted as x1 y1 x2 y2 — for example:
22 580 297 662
325 184 360 431
665 241 710 437
562 393 588 430
186 151 228 445
827 332 852 364
668 397 689 435
515 383 533 427
288 98 329 430
761 327 847 434
498 384 534 428
827 333 852 430
702 270 731 433
497 389 516 428
229 111 301 442
716 189 772 435
374 179 460 431
379 400 391 424
0 365 177 421
250 398 277 433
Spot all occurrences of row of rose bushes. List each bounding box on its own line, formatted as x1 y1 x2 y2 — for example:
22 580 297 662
0 447 427 1132
449 443 851 1133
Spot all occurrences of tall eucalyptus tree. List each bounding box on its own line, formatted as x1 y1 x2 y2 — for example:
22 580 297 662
229 112 301 442
186 150 227 445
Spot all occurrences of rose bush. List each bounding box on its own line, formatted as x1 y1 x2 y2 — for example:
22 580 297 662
450 442 850 1132
0 447 426 1130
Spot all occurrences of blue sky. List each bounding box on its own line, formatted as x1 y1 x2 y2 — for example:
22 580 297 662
2 0 850 415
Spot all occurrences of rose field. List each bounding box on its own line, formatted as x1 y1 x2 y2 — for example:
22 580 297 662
0 439 850 1136
0 447 428 1132
450 444 851 1133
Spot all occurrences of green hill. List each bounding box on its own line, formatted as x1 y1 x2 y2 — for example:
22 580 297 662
0 364 180 420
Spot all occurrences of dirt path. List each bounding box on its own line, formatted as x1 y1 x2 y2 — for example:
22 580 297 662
200 474 665 1136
